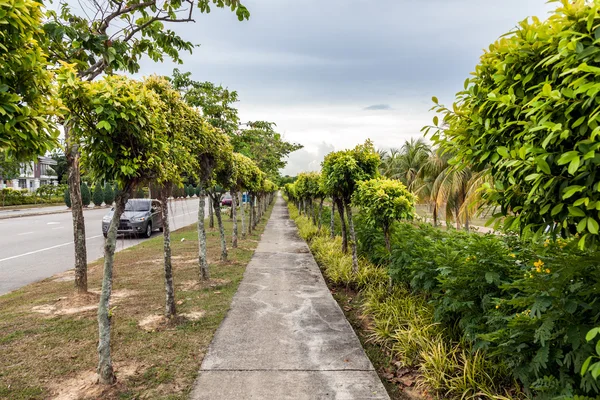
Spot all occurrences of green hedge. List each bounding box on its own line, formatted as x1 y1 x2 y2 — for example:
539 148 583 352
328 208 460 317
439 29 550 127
1 188 64 207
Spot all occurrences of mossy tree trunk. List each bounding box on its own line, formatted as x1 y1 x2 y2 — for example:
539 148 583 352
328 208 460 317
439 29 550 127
344 201 359 275
197 184 209 281
159 186 176 318
231 189 238 248
212 194 227 261
317 198 324 229
66 126 88 294
209 197 214 229
97 189 129 384
240 192 246 239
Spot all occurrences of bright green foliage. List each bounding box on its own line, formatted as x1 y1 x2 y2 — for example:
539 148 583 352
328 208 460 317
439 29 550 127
321 140 381 202
0 153 20 180
232 121 303 179
64 187 71 208
352 178 415 249
427 1 600 248
142 76 199 190
80 183 91 206
92 184 104 206
171 69 240 135
582 328 600 381
294 172 322 204
231 153 261 193
103 183 114 205
1 0 58 160
44 1 249 80
58 68 171 189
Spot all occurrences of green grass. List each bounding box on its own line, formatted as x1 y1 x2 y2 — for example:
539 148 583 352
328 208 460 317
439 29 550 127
0 204 274 399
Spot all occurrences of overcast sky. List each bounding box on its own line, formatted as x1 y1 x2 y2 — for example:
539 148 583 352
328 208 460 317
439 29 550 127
137 0 554 175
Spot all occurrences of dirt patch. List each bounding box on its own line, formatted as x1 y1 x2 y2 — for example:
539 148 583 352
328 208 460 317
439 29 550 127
31 290 137 317
138 315 168 332
49 362 143 400
51 270 75 283
178 279 231 291
181 310 206 321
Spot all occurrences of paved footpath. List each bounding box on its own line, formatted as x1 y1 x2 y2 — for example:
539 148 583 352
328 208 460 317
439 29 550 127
190 195 389 400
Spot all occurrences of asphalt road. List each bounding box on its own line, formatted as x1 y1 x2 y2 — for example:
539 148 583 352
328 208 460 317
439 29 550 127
0 197 205 296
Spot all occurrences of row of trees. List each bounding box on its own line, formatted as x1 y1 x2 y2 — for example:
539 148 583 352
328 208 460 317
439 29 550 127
3 0 298 385
285 141 415 272
58 68 281 383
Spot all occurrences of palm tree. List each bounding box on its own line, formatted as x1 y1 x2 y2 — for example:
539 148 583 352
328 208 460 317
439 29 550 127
414 147 451 226
380 139 431 189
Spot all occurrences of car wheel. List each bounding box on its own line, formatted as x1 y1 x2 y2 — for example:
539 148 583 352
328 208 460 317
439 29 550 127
159 225 164 232
144 222 152 238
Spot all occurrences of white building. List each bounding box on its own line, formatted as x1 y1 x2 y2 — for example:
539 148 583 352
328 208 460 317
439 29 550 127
1 156 59 191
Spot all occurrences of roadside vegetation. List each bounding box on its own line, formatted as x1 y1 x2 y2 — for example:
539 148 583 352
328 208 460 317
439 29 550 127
0 203 274 399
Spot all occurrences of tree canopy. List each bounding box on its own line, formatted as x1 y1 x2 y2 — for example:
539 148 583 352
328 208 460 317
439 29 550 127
1 0 58 160
426 0 600 248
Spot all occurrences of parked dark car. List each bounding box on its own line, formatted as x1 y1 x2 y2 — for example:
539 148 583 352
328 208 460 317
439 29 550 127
102 199 163 238
220 193 233 207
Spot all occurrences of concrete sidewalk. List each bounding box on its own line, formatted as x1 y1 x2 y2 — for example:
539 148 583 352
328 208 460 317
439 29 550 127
190 195 389 400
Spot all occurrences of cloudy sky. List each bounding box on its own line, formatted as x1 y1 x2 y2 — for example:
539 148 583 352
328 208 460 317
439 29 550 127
138 0 554 175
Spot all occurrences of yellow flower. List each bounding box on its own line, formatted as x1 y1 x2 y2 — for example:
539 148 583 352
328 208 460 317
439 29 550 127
544 239 550 247
495 305 500 309
545 268 551 274
534 259 544 268
509 253 516 258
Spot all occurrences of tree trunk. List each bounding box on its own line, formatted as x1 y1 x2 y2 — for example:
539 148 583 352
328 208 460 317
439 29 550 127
248 194 253 234
345 201 359 275
198 185 209 281
160 188 176 318
97 190 128 385
433 203 438 227
231 189 238 248
252 195 258 230
230 195 234 220
330 200 335 239
213 195 227 261
311 199 317 225
209 197 214 229
335 197 348 253
318 198 324 230
240 192 246 239
66 126 88 293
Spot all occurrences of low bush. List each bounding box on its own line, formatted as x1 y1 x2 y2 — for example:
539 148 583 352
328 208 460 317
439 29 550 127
0 188 63 206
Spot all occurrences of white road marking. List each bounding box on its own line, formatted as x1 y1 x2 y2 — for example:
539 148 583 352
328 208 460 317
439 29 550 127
0 234 104 263
52 227 64 230
17 232 34 236
47 222 60 225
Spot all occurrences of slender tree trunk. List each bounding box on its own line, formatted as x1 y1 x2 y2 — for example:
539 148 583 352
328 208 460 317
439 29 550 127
209 197 214 229
248 194 253 234
318 198 324 230
433 203 438 227
335 197 348 253
311 199 317 225
213 195 227 261
198 184 209 281
232 189 238 248
66 126 88 293
455 204 460 230
252 195 258 230
97 190 128 385
345 201 359 275
240 192 246 239
330 200 335 239
160 187 176 318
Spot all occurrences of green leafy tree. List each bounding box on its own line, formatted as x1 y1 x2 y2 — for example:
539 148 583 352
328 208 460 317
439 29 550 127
321 140 380 273
230 153 260 246
352 178 415 251
80 182 91 207
143 76 198 319
51 151 68 184
0 153 20 183
426 1 600 248
46 0 250 294
233 121 303 179
1 0 58 160
103 183 114 205
92 184 104 206
58 68 171 385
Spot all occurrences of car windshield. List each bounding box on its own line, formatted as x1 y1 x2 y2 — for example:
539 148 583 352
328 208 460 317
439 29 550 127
125 201 150 212
223 194 232 199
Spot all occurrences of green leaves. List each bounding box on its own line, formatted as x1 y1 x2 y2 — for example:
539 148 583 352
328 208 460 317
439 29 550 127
1 0 58 160
427 1 600 248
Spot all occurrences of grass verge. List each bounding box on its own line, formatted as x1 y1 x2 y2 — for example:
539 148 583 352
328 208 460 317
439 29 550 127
0 203 274 399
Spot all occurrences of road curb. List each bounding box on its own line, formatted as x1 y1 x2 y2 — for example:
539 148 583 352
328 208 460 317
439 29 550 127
0 206 111 221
